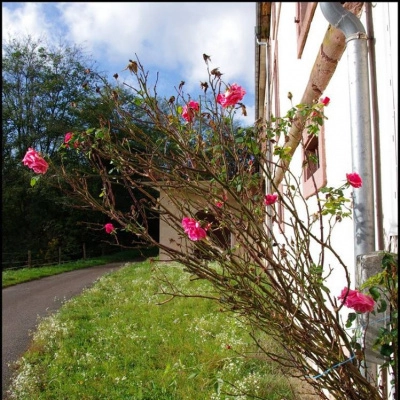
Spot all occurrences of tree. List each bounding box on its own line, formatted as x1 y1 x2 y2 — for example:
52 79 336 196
24 55 397 400
1 35 120 266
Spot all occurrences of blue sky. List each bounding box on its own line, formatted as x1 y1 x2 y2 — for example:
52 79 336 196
2 2 256 122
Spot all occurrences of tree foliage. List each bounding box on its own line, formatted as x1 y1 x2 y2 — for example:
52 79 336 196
1 36 126 266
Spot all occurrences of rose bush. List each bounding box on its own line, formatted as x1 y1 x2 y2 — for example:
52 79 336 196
21 55 397 400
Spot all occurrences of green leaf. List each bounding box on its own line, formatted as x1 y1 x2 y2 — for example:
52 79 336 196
377 326 390 337
360 272 385 289
30 175 40 187
381 252 396 271
345 312 357 328
380 344 394 357
95 128 106 139
369 286 381 301
249 141 260 155
310 264 323 274
377 299 387 313
353 342 362 350
320 285 330 294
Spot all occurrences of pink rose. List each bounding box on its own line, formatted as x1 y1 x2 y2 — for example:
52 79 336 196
216 93 225 105
181 217 207 241
216 84 246 108
320 96 330 106
64 132 80 149
338 287 375 313
64 132 73 143
104 223 115 234
264 193 278 206
182 100 200 122
215 201 224 208
22 148 49 174
346 172 362 188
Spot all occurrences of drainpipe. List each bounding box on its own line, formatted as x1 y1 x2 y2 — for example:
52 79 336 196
255 3 274 253
320 3 375 258
263 39 274 242
320 1 382 383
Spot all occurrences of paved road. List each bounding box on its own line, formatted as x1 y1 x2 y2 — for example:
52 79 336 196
2 262 128 399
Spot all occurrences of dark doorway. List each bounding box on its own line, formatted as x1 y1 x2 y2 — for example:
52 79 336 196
195 210 230 250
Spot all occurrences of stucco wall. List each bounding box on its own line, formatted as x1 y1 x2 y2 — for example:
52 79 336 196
270 2 397 298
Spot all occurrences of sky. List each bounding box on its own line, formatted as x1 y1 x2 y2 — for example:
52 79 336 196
2 2 256 122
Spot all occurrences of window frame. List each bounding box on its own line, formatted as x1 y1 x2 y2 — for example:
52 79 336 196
302 124 327 199
295 2 318 59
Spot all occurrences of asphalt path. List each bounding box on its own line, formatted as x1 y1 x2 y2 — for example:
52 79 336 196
2 262 128 399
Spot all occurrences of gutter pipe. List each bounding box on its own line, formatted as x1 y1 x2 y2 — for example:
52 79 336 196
319 3 376 261
320 2 386 385
255 3 273 249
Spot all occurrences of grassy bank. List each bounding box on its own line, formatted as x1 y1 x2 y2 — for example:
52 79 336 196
5 259 317 400
2 248 157 288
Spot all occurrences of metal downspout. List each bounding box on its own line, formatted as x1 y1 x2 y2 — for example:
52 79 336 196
262 40 273 247
255 3 273 250
264 40 272 192
319 3 376 260
319 2 380 383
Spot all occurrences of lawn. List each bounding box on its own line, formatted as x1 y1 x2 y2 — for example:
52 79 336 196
5 256 318 399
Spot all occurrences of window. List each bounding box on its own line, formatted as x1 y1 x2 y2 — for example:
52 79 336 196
302 124 327 199
295 2 317 59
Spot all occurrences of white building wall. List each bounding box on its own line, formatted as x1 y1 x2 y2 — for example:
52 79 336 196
268 5 397 398
272 2 397 299
372 3 398 247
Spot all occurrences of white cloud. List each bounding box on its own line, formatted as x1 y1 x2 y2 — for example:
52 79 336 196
2 3 52 40
2 2 256 123
57 3 255 88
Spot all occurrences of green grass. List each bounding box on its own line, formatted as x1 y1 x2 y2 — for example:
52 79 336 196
5 259 315 400
2 248 157 288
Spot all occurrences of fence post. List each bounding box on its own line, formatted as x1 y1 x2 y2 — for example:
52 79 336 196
83 243 86 260
59 247 61 264
28 250 31 268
